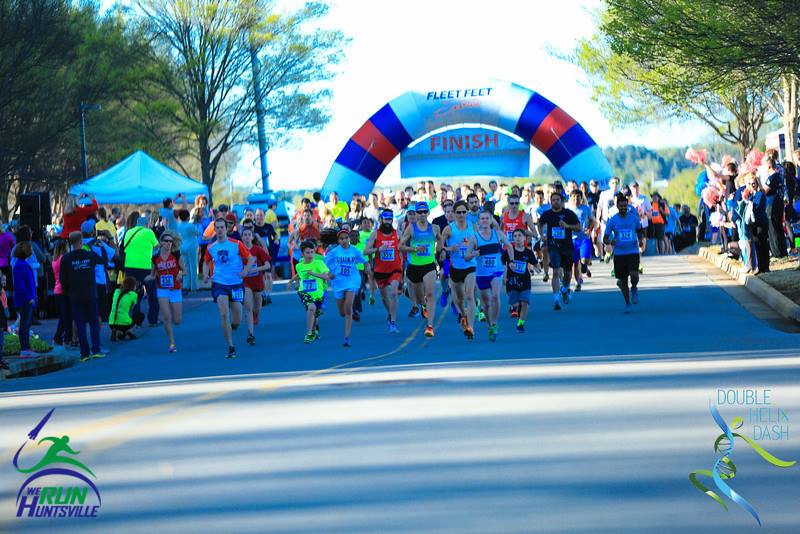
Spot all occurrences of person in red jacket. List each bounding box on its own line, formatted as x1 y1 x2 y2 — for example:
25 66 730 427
60 193 98 239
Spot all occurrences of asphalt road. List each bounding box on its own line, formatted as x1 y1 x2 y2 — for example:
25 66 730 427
1 255 798 533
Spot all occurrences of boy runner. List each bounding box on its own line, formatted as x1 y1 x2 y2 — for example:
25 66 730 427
502 229 538 333
294 240 332 343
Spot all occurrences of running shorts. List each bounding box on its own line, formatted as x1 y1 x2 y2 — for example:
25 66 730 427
548 248 574 271
573 236 592 262
374 270 402 288
298 292 323 317
476 270 503 290
406 262 437 284
333 286 359 300
243 275 266 292
156 288 182 303
507 289 531 305
613 253 639 280
651 223 665 240
450 266 476 284
211 282 245 303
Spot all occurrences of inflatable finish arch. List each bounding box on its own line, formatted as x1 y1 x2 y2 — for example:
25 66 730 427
322 80 613 201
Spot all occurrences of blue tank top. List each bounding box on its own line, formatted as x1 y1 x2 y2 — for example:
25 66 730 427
409 222 436 266
475 228 503 276
447 222 477 270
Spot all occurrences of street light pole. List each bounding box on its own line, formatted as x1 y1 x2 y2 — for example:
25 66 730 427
79 103 102 181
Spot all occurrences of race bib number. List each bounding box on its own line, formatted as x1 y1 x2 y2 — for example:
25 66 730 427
159 275 174 288
652 210 659 218
506 231 514 242
618 229 634 242
682 224 692 233
380 248 395 262
511 260 527 274
340 265 352 277
482 256 498 269
551 227 565 240
458 246 468 259
302 279 317 293
231 288 245 302
417 243 431 257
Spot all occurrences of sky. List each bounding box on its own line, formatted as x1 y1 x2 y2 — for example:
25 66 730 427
106 0 708 191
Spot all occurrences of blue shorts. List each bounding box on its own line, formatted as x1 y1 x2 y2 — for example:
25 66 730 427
507 289 531 305
573 236 592 262
333 286 359 300
211 283 245 303
476 271 503 290
548 248 573 271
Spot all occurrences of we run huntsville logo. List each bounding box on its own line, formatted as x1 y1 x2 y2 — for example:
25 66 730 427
689 389 796 526
13 409 101 518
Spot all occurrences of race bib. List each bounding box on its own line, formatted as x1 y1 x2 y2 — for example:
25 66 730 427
551 227 565 240
159 275 174 288
380 248 395 262
482 256 498 269
511 260 527 274
618 229 634 242
417 243 431 257
652 210 659 218
231 288 245 302
302 279 317 293
458 246 468 259
340 265 352 277
506 231 514 242
682 224 692 233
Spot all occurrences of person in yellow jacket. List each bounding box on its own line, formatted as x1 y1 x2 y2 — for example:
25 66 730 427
109 277 143 341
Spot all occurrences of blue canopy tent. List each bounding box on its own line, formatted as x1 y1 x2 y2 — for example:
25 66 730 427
70 150 208 203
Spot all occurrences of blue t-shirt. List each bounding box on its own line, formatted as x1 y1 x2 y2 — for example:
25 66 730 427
324 245 366 291
604 211 642 256
569 205 592 239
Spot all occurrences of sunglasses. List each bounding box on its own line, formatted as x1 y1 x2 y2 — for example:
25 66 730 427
417 210 429 214
161 239 173 244
455 210 467 214
509 202 519 205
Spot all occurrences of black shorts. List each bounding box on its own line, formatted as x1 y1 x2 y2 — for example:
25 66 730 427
406 262 437 284
613 253 640 280
450 266 475 284
548 248 573 271
651 223 665 240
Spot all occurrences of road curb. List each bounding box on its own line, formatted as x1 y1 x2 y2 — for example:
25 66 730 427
698 247 800 323
1 345 79 381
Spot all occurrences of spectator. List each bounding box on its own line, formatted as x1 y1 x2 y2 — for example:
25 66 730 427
763 150 787 258
109 276 143 341
60 232 103 361
747 175 771 274
95 207 116 239
12 242 37 358
60 193 98 239
176 209 199 292
121 211 160 326
81 219 116 323
51 239 73 347
265 201 281 238
0 220 16 321
733 174 755 273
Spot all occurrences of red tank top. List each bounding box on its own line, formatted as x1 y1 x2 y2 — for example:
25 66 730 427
502 210 525 242
299 222 321 242
373 229 403 273
154 253 182 290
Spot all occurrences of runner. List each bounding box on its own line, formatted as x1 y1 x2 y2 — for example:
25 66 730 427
466 192 482 227
438 200 478 339
402 204 421 318
293 240 332 343
363 210 403 333
502 228 538 332
324 229 368 347
595 176 620 258
146 232 186 353
432 200 455 309
539 192 581 311
240 228 271 334
567 189 596 292
475 210 513 341
202 218 255 358
399 201 440 337
501 193 537 315
358 217 377 306
603 193 645 314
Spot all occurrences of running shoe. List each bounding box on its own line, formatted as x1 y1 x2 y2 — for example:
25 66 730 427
408 305 420 318
304 333 314 344
246 334 256 346
313 324 320 339
389 322 400 334
561 286 570 304
575 282 582 292
542 272 549 282
460 315 468 331
488 324 497 343
610 269 615 278
438 291 449 308
603 252 612 263
638 265 644 274
624 304 632 314
586 267 592 278
477 310 487 322
80 354 91 362
424 325 434 338
369 295 376 305
554 301 561 311
631 287 639 304
510 308 519 319
464 327 475 340
352 311 360 322
265 295 272 305
226 346 236 359
343 337 351 348
168 344 177 353
516 323 525 334
90 352 105 360
421 306 428 319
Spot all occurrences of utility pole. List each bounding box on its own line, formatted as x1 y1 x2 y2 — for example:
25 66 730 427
250 47 270 193
79 103 102 181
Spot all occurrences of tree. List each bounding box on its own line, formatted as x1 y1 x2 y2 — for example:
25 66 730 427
136 0 347 202
572 9 775 161
601 0 800 152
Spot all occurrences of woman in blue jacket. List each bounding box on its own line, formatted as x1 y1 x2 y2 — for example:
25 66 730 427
12 242 37 357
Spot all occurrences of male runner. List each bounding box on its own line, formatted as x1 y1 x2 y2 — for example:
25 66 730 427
567 189 596 291
203 218 255 358
539 192 581 311
399 201 440 337
603 193 645 314
363 210 403 333
438 200 478 339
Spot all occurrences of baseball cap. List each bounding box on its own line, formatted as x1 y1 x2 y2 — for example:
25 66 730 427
415 201 429 212
80 219 96 234
380 209 394 219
